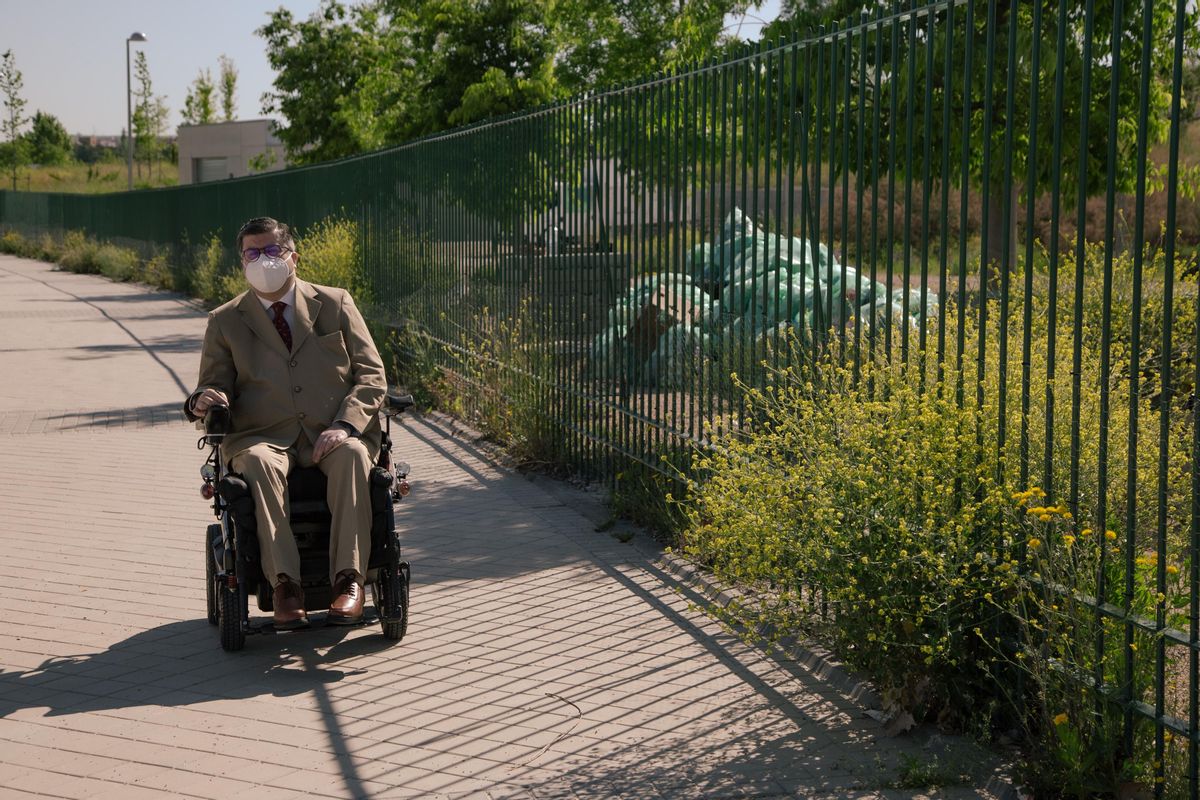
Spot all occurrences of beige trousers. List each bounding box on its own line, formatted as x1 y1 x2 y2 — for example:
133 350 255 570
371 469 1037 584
231 436 374 588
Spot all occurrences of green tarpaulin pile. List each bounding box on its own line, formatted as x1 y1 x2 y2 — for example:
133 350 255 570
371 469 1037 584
591 208 939 387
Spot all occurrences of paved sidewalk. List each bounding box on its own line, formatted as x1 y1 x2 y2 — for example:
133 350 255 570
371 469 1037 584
0 254 1012 799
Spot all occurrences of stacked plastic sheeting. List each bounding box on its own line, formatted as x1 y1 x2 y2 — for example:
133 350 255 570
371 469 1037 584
590 208 938 388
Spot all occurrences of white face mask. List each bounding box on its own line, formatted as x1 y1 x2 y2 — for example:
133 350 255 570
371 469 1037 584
244 254 292 294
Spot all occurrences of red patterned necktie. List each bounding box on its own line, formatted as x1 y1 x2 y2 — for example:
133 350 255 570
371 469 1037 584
270 301 293 351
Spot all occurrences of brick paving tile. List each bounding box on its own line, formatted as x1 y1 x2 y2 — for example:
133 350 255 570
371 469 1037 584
0 254 1015 798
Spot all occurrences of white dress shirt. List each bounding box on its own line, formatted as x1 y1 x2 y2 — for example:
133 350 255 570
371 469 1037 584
256 284 297 330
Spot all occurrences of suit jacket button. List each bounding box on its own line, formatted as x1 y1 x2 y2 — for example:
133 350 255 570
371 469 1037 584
290 360 298 368
298 412 306 420
294 386 302 393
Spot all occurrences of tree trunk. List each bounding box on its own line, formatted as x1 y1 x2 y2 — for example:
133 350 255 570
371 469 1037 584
985 183 1019 296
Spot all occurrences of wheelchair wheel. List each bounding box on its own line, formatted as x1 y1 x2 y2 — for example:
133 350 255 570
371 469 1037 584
205 525 219 625
375 561 409 642
218 581 245 651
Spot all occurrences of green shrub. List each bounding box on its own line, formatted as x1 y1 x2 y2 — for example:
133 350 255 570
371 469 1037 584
684 346 1010 719
295 217 370 304
37 233 62 261
442 301 566 469
192 235 240 306
0 230 37 257
94 244 139 282
140 252 173 290
57 230 101 273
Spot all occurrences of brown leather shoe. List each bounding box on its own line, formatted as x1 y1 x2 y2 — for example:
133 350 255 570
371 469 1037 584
272 577 308 630
328 571 364 625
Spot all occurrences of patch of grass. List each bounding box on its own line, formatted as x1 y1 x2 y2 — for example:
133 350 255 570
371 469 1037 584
890 754 969 790
11 160 178 194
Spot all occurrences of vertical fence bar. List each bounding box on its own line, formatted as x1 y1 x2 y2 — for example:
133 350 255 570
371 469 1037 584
885 10 899 366
1019 0 1041 496
901 3 917 364
869 9 884 374
1157 0 1187 790
839 25 851 353
936 0 954 388
774 39 787 360
826 23 839 349
1069 0 1097 534
918 3 935 382
1125 0 1153 758
1096 0 1125 713
854 16 867 381
995 0 1018 487
786 31 798 373
1044 0 1067 505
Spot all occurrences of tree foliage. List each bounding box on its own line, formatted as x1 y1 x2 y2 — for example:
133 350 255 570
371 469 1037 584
25 111 72 165
553 0 747 94
182 69 217 126
218 54 238 121
0 49 29 190
258 0 747 164
131 51 169 179
183 56 239 127
258 2 397 163
723 0 1198 268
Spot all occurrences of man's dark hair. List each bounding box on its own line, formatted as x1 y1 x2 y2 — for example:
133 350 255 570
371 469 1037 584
236 217 295 254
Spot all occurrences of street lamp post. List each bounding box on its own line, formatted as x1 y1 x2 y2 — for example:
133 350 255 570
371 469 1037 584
126 32 147 191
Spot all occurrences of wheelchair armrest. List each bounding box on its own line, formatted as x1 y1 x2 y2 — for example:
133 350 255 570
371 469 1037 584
384 393 415 416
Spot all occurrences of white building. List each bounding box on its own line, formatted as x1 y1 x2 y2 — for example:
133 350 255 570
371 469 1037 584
177 119 286 184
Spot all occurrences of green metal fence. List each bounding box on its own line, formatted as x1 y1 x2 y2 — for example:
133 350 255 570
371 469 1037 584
4 0 1200 789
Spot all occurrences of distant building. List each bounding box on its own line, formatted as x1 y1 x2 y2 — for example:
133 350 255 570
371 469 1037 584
177 119 286 184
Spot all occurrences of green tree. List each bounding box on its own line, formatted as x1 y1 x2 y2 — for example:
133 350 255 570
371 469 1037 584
218 54 238 121
551 0 747 95
181 69 217 125
131 51 169 181
0 49 30 190
258 0 747 163
396 0 558 133
25 111 72 165
760 0 863 39
258 1 396 164
779 0 1199 274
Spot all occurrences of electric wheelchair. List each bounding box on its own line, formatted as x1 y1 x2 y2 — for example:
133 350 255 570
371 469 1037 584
199 394 413 651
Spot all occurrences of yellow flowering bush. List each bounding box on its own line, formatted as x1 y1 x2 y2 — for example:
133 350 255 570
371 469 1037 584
682 240 1197 795
684 343 1016 722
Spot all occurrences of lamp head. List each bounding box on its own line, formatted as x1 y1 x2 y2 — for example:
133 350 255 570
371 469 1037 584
127 32 147 42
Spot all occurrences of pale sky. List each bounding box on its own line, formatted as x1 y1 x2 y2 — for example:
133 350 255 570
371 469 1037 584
1 0 780 138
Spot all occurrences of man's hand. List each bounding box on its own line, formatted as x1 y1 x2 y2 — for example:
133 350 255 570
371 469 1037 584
192 388 229 415
312 427 349 463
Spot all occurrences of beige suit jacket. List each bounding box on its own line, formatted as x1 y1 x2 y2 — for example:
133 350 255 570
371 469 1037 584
186 280 387 459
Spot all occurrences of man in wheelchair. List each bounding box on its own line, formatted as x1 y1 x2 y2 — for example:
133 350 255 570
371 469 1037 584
185 216 387 630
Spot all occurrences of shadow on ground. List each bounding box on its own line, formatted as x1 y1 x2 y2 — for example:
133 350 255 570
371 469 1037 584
0 618 400 721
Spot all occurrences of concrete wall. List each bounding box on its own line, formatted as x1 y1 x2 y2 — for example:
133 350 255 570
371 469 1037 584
177 119 286 184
